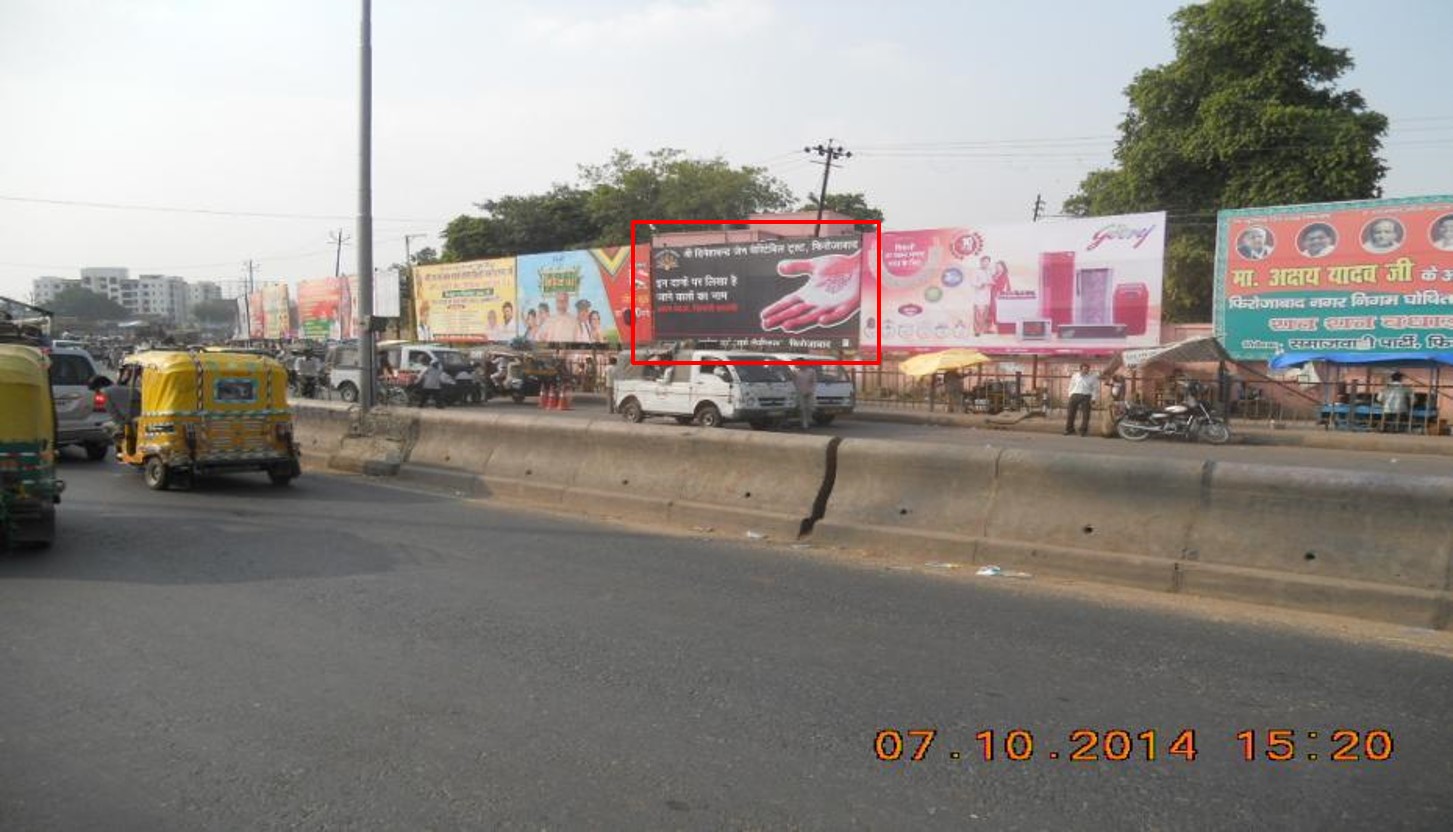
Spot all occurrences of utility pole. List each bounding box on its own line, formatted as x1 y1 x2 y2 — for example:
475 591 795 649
356 0 375 411
804 139 851 237
241 259 257 342
403 233 427 340
329 228 351 278
1032 193 1046 222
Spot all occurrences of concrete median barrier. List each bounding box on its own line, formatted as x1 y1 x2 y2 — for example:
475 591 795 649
291 402 353 465
467 414 590 505
811 439 999 557
568 423 833 539
811 436 1452 628
300 403 1453 629
1181 464 1453 628
978 449 1206 589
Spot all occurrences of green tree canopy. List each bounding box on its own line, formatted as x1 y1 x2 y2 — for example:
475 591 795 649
441 149 799 261
1063 0 1386 321
800 192 885 231
191 298 237 327
48 286 129 321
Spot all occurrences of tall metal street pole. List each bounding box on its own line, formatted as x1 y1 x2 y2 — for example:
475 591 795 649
357 0 375 412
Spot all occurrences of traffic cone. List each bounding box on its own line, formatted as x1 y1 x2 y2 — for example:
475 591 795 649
538 385 552 409
559 385 573 410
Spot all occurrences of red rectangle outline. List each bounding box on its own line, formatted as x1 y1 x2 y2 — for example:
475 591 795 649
629 219 882 366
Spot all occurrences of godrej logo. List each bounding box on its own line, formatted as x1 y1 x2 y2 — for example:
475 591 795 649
1087 223 1158 250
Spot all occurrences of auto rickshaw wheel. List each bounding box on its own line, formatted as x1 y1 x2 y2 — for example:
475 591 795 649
85 441 109 461
143 456 171 490
811 413 836 426
511 392 526 404
268 469 295 486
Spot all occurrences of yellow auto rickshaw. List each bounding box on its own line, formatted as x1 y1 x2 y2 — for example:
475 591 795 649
0 343 63 547
114 349 301 490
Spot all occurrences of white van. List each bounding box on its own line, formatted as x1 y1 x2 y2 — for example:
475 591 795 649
613 350 796 429
325 340 471 402
774 354 857 426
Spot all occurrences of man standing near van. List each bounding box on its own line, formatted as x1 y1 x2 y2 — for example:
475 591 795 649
605 355 619 413
416 360 446 408
1065 363 1098 437
793 363 818 429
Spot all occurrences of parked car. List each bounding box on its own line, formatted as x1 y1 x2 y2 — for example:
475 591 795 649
47 345 112 460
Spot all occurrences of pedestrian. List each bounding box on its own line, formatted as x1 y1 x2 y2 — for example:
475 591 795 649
415 359 446 408
793 362 818 429
1065 362 1099 437
605 355 619 413
1379 371 1411 432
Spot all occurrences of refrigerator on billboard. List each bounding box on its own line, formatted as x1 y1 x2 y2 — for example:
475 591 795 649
1075 268 1113 325
1039 252 1075 332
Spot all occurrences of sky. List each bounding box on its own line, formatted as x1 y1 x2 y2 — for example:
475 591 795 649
1 0 1449 302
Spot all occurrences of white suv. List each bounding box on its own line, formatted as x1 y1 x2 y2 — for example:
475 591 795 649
47 346 112 460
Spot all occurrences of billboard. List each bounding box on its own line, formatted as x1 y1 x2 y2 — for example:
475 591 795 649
297 276 353 340
413 258 516 342
516 250 622 344
651 236 862 352
241 291 267 339
261 283 293 339
1214 196 1453 360
862 213 1165 354
630 244 654 344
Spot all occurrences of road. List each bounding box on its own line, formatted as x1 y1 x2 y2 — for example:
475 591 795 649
2 461 1450 830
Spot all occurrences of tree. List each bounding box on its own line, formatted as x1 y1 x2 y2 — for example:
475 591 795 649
580 149 796 243
440 148 800 260
48 286 129 321
800 192 885 231
191 298 238 327
1063 0 1387 321
442 184 601 262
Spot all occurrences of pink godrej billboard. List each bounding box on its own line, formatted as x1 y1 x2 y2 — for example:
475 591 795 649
862 213 1165 354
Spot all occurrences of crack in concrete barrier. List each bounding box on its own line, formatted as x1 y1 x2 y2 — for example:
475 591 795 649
799 436 842 540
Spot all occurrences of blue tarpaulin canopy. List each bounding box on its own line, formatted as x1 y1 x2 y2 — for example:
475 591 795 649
1267 352 1453 370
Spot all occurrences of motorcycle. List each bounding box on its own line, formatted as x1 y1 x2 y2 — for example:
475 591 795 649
290 372 323 399
1115 385 1230 444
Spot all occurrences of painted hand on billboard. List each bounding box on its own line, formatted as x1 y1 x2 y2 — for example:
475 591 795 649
761 254 862 333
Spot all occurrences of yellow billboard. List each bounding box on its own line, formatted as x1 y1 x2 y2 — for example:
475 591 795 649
413 258 517 342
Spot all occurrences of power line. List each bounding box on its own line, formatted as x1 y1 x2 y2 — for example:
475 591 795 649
0 194 445 224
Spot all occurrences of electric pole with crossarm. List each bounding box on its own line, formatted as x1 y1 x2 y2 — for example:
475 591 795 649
804 139 852 237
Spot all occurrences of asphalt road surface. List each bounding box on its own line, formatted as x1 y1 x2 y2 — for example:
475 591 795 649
3 460 1450 830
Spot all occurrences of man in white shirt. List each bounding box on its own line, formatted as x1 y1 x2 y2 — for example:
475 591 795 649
1065 363 1099 437
793 363 818 429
